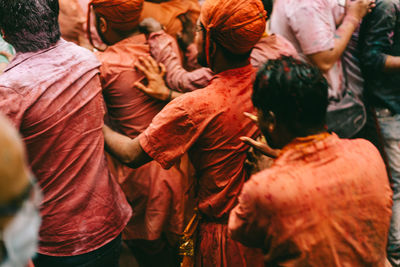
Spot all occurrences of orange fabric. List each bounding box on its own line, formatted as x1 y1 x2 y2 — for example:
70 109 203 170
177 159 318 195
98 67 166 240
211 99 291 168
140 0 200 37
96 34 190 240
87 0 144 48
139 64 264 266
200 0 266 64
90 0 144 28
229 134 393 266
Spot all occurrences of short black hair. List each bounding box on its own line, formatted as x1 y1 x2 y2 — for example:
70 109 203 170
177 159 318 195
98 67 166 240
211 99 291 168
0 0 61 53
252 57 329 136
261 0 273 16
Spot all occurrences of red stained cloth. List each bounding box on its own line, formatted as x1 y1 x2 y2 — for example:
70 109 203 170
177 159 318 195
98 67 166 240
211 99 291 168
96 34 189 240
139 64 264 266
0 40 131 256
90 0 144 28
200 0 266 64
229 134 392 266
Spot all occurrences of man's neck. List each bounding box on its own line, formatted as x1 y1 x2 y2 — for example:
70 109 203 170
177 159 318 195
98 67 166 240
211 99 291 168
213 58 250 74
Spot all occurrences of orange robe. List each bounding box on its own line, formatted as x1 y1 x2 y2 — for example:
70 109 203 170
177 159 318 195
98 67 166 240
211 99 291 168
95 34 189 241
229 134 393 266
140 0 200 38
139 64 264 267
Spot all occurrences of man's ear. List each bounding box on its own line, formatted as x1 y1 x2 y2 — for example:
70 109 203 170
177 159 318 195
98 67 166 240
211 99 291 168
99 17 108 34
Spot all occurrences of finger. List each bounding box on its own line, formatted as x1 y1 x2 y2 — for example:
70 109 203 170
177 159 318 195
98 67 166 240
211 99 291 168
134 61 150 76
243 112 258 123
134 82 149 93
146 56 159 72
159 63 166 77
240 136 279 158
240 136 264 149
138 56 153 72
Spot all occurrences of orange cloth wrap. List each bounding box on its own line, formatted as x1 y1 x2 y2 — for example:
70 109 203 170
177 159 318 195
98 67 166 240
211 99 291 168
200 0 267 65
87 0 144 48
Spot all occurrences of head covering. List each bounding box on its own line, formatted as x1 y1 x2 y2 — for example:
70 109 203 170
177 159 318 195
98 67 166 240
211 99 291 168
200 0 266 65
87 0 144 47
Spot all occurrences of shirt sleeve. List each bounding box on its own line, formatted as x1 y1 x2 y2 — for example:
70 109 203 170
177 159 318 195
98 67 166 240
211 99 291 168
287 0 335 55
0 86 24 129
139 93 209 169
147 31 213 92
359 0 396 74
228 175 267 248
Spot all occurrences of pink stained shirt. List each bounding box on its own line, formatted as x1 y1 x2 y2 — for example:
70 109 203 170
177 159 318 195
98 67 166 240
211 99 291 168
0 39 132 256
148 31 298 92
96 34 188 240
229 134 393 266
270 0 345 100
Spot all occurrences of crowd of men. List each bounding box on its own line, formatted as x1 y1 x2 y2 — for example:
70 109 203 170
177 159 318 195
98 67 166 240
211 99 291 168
0 0 399 266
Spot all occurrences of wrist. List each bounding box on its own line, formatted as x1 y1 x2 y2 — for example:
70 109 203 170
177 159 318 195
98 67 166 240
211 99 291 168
165 88 173 102
343 14 360 28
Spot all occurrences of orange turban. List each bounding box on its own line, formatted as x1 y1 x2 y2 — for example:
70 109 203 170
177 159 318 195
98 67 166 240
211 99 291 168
87 0 144 47
200 0 266 64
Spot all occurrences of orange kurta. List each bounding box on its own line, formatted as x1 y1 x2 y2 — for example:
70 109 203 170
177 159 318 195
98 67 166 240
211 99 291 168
96 34 188 240
139 64 264 266
140 0 200 38
229 134 393 266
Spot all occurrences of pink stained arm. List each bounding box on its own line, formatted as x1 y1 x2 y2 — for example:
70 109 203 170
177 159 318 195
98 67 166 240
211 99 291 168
147 31 213 92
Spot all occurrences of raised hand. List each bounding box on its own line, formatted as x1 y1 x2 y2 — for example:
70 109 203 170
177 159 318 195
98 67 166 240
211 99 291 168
134 56 171 101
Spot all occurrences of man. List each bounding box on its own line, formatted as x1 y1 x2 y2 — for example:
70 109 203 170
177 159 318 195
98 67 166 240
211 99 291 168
359 1 400 265
89 0 190 266
228 57 393 266
134 0 297 100
103 0 267 265
0 115 40 267
270 0 373 138
0 0 131 266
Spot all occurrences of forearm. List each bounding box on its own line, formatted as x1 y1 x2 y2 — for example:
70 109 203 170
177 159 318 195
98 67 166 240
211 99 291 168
309 15 359 72
384 55 400 72
148 31 212 92
103 125 152 168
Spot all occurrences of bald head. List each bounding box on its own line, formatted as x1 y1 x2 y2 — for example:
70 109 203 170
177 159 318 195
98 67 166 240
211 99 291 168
0 115 30 222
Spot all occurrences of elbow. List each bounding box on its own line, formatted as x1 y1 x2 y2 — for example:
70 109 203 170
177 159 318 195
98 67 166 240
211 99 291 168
316 61 335 73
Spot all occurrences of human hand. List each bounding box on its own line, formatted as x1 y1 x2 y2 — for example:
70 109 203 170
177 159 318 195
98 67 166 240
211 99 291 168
139 18 164 34
240 111 280 174
243 135 275 175
177 12 195 51
134 56 171 101
346 0 376 21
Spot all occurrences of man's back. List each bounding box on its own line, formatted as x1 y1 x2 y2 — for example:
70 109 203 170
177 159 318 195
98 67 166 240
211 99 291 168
139 64 264 266
141 64 259 220
230 134 392 266
96 34 187 242
0 39 131 256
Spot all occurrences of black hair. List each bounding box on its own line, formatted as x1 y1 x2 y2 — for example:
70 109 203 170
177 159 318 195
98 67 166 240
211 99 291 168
261 0 273 17
252 57 329 136
0 0 61 53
